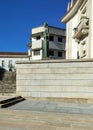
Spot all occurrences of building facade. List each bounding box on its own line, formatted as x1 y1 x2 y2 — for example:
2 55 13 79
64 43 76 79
0 52 28 71
27 23 66 60
61 0 92 59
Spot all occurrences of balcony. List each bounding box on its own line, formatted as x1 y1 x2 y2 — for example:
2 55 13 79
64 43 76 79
73 17 89 40
32 39 43 50
49 42 65 51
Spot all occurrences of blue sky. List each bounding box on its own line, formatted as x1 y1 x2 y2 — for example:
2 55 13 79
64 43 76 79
0 0 69 52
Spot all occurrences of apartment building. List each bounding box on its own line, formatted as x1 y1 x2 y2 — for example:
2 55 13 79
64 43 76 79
61 0 92 59
27 23 66 60
0 52 28 71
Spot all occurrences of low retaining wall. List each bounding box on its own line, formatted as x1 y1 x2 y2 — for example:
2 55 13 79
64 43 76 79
16 59 93 99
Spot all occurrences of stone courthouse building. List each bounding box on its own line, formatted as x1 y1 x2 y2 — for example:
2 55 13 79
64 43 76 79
61 0 93 59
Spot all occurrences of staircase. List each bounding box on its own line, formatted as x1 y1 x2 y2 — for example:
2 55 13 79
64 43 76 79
0 71 16 94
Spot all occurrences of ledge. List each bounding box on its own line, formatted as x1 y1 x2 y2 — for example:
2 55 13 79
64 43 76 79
16 58 93 64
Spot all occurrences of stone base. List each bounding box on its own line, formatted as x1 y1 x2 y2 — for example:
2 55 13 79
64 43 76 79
25 97 93 104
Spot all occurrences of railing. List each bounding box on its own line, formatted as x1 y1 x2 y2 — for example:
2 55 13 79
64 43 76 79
32 39 43 50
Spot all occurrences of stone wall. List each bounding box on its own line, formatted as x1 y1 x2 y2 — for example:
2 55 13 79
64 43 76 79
16 59 93 99
0 70 16 93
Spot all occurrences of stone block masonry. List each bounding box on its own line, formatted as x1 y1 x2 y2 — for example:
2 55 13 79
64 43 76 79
16 59 93 99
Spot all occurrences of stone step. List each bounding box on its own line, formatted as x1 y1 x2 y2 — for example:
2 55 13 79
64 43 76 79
0 89 16 91
0 88 16 91
0 93 16 97
0 96 25 108
0 89 16 93
0 87 16 93
0 71 16 94
0 92 16 94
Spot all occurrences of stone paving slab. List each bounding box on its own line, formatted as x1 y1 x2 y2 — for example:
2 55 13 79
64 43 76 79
5 100 93 115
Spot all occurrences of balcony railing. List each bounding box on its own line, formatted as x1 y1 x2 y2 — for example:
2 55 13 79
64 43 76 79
32 39 43 50
49 42 65 51
73 16 89 40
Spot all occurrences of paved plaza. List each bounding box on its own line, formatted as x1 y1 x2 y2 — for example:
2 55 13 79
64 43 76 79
0 97 93 130
6 99 93 115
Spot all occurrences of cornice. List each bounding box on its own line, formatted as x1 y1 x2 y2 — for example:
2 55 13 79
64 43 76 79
61 0 84 23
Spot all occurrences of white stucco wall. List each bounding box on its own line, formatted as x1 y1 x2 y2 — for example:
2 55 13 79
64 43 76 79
32 26 45 34
66 21 72 59
0 57 28 71
71 14 79 59
32 50 42 60
64 0 92 59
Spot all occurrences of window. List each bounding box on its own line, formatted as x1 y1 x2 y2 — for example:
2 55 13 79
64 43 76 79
58 52 63 57
36 36 41 40
2 60 5 67
8 60 12 68
34 50 40 55
58 36 65 43
58 37 62 42
49 36 54 41
49 51 54 56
